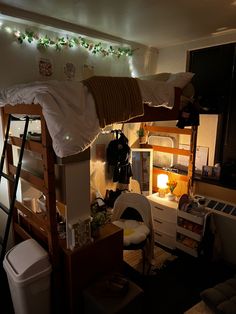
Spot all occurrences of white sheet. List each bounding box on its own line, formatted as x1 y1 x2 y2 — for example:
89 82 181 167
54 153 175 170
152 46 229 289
0 81 101 158
0 79 176 158
137 79 175 109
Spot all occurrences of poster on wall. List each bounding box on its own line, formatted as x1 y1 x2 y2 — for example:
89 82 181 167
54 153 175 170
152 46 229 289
177 144 209 173
63 62 76 80
83 64 94 79
38 57 53 77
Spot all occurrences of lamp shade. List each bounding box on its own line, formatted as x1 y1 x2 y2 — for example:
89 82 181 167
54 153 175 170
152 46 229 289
157 174 168 189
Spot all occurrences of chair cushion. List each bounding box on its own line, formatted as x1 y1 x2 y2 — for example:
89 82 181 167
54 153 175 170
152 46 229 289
200 275 236 314
112 219 150 246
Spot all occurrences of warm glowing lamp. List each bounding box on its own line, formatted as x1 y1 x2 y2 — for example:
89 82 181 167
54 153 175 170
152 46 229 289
157 174 168 197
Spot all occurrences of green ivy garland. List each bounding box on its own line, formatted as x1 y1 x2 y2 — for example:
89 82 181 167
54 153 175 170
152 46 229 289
13 29 133 57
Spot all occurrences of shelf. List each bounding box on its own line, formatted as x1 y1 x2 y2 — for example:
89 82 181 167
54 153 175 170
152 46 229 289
176 241 198 257
176 203 211 257
176 225 202 241
177 210 205 225
9 136 43 154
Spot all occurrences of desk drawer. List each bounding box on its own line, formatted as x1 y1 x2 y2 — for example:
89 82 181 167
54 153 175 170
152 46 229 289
154 231 176 249
150 202 177 222
153 217 176 236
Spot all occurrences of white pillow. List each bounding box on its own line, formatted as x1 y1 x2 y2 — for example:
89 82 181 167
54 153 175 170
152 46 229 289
139 73 171 81
167 72 195 89
137 79 175 109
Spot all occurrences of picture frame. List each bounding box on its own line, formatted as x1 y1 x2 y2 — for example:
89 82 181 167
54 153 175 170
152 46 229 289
131 148 153 196
202 165 221 180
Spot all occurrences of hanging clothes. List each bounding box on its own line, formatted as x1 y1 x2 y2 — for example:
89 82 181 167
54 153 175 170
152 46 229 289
106 132 133 184
176 100 199 129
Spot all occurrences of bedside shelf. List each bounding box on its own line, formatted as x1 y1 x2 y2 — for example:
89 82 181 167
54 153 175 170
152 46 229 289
177 210 206 225
176 207 210 257
176 225 202 241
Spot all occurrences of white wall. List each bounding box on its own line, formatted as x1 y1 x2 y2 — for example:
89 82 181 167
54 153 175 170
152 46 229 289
0 17 155 247
157 32 236 73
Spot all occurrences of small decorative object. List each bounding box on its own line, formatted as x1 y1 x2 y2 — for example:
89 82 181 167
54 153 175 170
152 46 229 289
64 62 76 80
38 57 53 77
90 200 111 238
137 126 147 144
167 180 177 201
68 218 92 249
202 165 221 180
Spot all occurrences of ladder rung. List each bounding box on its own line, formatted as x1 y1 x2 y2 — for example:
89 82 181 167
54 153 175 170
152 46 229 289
0 202 10 215
0 171 15 183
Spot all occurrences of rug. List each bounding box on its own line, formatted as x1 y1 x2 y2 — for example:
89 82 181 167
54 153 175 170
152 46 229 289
123 245 178 274
184 301 214 314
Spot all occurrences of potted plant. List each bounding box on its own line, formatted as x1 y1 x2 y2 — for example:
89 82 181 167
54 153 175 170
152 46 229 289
90 202 111 237
167 180 177 201
136 126 147 144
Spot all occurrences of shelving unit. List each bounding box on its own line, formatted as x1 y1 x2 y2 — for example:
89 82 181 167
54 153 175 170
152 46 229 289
144 124 198 196
176 206 209 257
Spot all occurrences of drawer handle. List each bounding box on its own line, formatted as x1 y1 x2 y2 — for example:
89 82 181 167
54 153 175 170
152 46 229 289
154 206 164 211
154 219 163 224
156 232 162 237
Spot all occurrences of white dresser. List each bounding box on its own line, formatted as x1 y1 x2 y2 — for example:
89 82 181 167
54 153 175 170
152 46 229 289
147 193 178 249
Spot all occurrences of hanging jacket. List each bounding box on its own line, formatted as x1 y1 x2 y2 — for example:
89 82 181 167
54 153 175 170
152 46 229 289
106 132 133 184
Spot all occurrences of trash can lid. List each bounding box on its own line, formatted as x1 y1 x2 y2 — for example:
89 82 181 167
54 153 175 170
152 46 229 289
4 239 51 281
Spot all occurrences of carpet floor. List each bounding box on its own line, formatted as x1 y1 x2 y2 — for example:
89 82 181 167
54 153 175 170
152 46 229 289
1 245 235 314
123 245 235 314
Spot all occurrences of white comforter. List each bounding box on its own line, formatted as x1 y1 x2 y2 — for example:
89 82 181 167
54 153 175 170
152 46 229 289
0 79 175 158
0 81 101 158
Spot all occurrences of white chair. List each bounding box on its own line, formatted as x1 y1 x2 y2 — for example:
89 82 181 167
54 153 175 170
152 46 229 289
111 192 154 274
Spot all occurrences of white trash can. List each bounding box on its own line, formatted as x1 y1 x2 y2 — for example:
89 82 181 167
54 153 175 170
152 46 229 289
3 238 52 314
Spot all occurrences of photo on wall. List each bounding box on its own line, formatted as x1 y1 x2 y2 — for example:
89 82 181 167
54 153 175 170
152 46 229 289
37 57 53 77
63 62 76 80
202 165 221 180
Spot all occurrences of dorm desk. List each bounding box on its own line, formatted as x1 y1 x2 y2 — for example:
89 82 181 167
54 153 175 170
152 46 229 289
60 223 123 314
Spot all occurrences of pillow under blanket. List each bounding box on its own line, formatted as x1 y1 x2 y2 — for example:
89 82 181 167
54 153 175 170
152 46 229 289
200 275 236 314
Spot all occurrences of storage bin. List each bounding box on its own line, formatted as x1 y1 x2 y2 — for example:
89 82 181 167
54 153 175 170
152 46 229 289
3 239 52 314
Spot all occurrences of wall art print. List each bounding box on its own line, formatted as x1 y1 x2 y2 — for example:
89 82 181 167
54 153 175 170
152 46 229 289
38 57 53 77
64 62 76 80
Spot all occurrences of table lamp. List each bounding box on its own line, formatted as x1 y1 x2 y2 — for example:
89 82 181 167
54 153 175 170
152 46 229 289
157 174 168 197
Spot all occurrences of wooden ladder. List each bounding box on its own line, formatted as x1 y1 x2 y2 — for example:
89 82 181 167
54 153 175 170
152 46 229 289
1 105 62 312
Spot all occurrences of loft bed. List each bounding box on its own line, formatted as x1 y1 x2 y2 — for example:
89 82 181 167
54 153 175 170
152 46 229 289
128 88 181 122
0 74 197 313
0 74 196 249
0 74 195 158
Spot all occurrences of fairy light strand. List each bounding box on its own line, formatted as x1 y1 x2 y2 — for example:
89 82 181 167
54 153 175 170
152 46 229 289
1 24 134 57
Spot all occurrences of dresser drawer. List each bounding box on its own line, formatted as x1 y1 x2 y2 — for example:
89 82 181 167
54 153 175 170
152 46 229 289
153 217 176 236
150 201 177 222
154 231 176 249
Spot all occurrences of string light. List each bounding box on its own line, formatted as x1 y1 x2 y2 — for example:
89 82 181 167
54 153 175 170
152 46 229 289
0 23 134 58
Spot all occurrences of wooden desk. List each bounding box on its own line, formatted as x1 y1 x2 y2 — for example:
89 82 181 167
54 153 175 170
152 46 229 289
60 223 123 314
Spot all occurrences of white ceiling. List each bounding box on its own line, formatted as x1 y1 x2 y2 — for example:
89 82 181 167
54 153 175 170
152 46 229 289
0 0 236 48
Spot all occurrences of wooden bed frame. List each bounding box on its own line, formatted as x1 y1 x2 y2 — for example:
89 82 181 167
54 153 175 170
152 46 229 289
0 84 188 255
0 85 197 313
